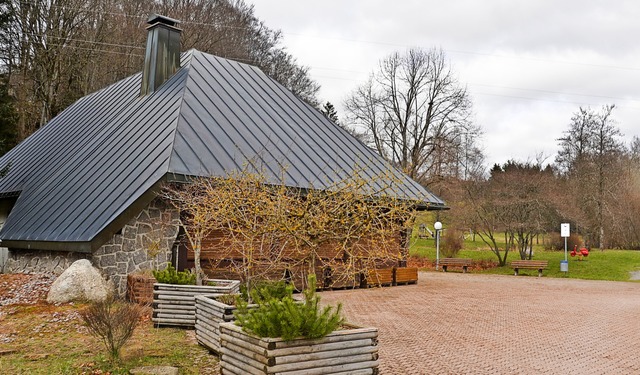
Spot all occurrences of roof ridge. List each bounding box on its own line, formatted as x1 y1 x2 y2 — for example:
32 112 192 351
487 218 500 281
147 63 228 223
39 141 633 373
165 49 197 178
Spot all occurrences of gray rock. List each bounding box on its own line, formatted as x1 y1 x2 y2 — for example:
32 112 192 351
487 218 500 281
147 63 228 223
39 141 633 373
46 259 114 303
129 366 179 375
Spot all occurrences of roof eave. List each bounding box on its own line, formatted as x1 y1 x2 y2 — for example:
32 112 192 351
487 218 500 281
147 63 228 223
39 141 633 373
2 240 93 253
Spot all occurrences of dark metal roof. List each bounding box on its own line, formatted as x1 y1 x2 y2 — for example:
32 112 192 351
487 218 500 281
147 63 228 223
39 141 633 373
0 50 445 251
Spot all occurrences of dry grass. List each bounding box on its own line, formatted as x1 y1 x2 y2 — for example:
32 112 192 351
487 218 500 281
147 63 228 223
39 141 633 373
0 302 220 374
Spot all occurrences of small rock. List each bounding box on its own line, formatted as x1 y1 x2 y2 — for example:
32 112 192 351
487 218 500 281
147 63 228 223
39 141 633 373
129 365 179 375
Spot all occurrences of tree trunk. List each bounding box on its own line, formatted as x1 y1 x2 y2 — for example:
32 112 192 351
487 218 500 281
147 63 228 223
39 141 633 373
195 238 202 285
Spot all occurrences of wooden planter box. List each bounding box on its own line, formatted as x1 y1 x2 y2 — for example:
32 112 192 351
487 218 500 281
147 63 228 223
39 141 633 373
364 268 394 287
219 322 379 375
152 280 241 327
195 295 258 354
127 273 156 305
394 267 418 285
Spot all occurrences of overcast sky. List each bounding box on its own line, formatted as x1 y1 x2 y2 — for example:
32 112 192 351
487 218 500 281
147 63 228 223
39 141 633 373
249 0 640 168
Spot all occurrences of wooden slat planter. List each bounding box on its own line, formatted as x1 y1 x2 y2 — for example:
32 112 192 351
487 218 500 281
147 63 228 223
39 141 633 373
394 267 418 285
127 273 156 305
364 268 394 287
152 280 241 327
195 295 259 354
219 322 379 375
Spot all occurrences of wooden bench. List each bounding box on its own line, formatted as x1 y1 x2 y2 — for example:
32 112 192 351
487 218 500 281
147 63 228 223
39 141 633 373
439 258 473 273
510 260 548 277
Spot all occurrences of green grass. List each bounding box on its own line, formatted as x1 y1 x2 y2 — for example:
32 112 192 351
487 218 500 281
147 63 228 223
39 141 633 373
410 235 640 281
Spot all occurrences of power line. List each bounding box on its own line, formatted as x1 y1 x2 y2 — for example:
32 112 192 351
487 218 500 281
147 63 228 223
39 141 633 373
23 32 145 50
19 1 640 73
14 0 640 107
467 83 640 104
42 42 144 57
470 91 640 111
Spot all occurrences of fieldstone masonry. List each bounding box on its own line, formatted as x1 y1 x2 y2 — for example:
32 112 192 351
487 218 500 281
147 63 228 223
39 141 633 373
5 198 181 296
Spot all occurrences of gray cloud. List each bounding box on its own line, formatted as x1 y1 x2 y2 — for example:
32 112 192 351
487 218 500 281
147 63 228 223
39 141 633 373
251 0 640 166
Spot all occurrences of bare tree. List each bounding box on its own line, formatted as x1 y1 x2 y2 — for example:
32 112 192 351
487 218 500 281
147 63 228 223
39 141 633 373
344 47 481 185
162 165 416 292
463 161 558 265
556 105 624 249
0 0 320 143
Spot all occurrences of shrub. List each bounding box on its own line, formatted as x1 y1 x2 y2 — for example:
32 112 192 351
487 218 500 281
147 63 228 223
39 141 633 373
239 279 290 304
545 232 582 251
152 264 196 285
80 295 143 363
440 229 463 258
215 293 238 306
235 275 344 341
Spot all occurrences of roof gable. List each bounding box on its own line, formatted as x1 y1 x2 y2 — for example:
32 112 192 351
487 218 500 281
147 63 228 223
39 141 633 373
170 51 442 201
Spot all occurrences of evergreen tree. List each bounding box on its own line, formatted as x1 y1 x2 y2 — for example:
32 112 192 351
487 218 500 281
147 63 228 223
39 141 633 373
321 101 339 124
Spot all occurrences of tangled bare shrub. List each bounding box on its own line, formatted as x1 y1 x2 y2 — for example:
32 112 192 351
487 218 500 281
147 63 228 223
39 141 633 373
545 232 582 251
80 295 143 363
441 229 463 258
440 229 463 258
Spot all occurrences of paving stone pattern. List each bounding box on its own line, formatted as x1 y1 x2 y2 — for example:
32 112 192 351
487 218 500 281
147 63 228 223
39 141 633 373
320 272 640 375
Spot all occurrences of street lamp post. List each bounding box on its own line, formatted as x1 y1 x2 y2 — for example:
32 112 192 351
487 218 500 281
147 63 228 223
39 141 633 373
434 221 442 270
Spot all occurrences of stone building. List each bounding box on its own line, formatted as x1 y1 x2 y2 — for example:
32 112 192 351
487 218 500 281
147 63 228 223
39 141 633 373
0 15 445 294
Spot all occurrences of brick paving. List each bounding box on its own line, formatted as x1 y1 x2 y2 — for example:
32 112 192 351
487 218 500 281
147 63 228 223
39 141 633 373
319 272 640 375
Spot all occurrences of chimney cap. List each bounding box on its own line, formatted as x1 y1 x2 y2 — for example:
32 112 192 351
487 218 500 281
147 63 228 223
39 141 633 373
146 13 181 28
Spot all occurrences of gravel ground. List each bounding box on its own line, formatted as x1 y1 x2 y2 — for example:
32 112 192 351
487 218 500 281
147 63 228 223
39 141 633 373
0 273 56 306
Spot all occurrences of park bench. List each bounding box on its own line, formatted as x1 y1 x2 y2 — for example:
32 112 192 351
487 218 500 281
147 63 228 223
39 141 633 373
510 260 548 277
439 258 473 273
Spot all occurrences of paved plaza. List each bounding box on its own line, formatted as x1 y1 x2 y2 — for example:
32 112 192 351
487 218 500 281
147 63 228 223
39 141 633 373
320 272 640 374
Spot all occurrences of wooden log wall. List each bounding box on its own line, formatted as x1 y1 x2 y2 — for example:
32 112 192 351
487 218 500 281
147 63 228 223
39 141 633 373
219 322 379 375
194 295 250 353
152 281 240 328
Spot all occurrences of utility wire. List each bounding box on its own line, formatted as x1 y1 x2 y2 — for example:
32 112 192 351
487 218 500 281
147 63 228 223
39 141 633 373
23 32 145 50
42 42 144 57
17 1 640 72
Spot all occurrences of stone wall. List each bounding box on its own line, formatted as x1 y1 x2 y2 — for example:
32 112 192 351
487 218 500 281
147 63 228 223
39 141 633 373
4 249 88 275
4 198 181 296
93 198 181 294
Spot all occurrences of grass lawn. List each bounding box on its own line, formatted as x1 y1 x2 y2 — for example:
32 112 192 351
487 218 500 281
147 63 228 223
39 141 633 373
410 235 640 281
0 303 219 374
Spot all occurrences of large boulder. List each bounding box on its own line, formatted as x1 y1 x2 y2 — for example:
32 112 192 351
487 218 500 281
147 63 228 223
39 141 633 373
47 259 114 303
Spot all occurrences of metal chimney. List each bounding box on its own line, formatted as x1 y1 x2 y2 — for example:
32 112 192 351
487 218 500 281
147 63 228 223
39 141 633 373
140 14 181 96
